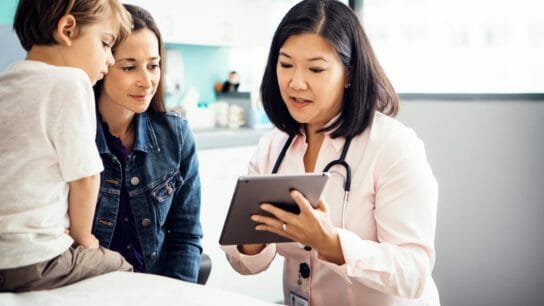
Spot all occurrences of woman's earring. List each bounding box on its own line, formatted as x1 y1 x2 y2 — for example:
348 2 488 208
344 83 351 89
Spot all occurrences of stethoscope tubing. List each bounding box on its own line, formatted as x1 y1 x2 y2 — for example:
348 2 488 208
272 134 352 229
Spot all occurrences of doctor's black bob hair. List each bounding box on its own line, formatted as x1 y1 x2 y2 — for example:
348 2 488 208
260 0 399 139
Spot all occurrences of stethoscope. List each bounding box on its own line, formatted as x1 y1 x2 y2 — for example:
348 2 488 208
271 134 353 229
272 133 353 286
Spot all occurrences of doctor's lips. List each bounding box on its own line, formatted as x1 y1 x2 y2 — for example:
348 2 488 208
290 96 312 108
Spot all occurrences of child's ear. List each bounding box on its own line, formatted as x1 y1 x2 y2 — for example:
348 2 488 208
54 15 77 46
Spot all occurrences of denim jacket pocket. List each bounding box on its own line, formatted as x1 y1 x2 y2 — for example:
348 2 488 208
150 170 185 225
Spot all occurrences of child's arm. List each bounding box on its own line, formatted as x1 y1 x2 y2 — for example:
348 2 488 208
68 174 100 249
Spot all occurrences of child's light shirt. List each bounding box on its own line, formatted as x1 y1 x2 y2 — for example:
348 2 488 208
0 60 103 269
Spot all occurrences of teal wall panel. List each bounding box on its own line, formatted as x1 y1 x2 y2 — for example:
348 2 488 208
0 0 17 25
166 43 230 106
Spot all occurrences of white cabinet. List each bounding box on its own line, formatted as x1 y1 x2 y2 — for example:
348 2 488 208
126 0 299 47
150 1 234 46
197 145 284 302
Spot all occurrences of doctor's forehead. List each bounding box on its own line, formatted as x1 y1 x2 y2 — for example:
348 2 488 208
278 33 337 61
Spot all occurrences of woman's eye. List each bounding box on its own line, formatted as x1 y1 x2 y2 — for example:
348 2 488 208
122 66 135 71
148 64 160 70
279 62 292 68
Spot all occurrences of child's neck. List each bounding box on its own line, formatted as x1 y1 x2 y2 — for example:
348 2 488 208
26 45 65 67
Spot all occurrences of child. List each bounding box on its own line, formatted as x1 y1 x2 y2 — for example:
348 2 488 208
0 0 134 292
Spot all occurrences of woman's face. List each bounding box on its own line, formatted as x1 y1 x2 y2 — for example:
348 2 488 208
276 33 348 128
101 28 160 114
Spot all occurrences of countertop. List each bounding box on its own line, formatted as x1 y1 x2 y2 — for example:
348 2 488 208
193 127 271 150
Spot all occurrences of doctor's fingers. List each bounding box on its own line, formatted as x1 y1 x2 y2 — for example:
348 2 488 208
278 218 329 248
251 213 289 230
254 205 310 237
252 214 312 243
314 197 330 213
255 221 297 241
258 203 299 225
290 190 316 214
290 192 331 224
253 214 297 240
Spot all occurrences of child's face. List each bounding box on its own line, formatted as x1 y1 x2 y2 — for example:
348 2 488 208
65 18 117 85
101 28 161 114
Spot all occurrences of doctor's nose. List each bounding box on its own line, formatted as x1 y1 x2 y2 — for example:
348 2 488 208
289 70 308 91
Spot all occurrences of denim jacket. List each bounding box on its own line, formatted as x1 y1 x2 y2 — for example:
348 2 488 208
92 111 203 282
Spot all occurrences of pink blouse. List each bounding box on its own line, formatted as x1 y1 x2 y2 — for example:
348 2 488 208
223 112 440 306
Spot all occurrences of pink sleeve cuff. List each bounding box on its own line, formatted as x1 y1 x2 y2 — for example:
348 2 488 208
222 244 277 274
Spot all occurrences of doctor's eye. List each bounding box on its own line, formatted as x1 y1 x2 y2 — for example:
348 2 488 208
279 62 293 69
309 67 325 73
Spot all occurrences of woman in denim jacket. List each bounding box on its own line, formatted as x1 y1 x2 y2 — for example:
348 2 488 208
92 4 202 282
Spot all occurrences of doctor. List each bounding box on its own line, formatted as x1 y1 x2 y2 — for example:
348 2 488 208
222 1 440 305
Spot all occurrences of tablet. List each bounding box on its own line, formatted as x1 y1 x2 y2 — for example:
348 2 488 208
219 173 329 245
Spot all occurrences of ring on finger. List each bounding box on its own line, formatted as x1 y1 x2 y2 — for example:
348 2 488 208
282 223 287 231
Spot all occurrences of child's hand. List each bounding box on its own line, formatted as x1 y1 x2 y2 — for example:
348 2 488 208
73 234 100 249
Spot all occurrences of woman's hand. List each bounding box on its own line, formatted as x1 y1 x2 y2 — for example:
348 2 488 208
251 190 345 265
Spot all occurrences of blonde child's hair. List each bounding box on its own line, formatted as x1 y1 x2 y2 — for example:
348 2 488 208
14 0 132 51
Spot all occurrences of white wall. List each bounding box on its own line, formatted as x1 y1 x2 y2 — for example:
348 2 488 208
397 99 544 306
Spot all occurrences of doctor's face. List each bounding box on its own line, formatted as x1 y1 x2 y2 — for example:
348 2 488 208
101 28 160 114
276 33 348 129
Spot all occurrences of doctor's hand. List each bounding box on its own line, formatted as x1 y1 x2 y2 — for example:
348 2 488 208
252 190 345 265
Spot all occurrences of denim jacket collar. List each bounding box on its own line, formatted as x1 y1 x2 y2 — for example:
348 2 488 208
96 112 160 154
